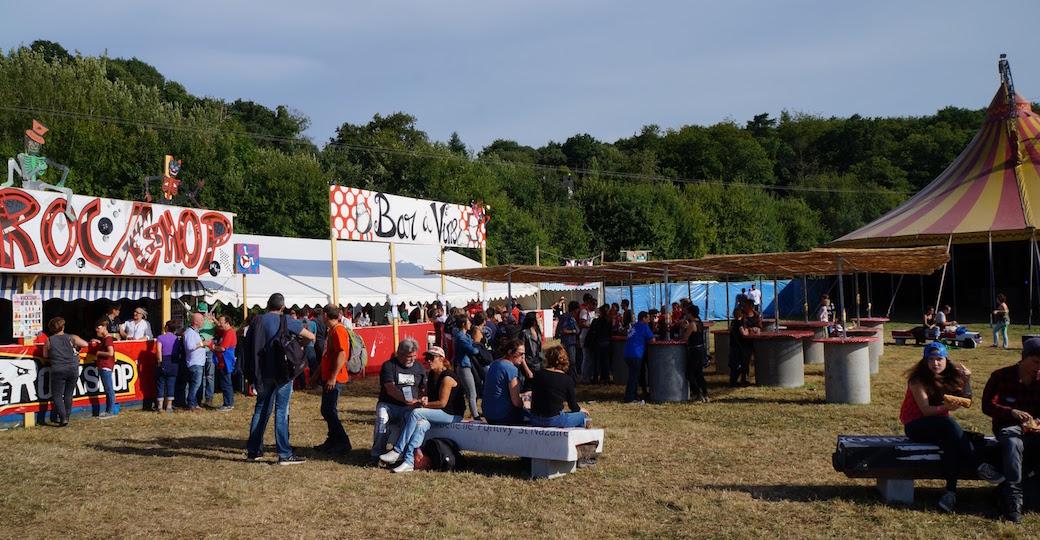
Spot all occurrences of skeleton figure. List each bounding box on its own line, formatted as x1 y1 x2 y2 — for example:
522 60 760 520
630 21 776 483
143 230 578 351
143 154 204 207
3 120 75 220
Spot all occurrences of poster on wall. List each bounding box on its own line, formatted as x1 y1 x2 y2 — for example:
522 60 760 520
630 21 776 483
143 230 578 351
329 186 488 248
234 243 260 274
0 186 235 278
12 293 43 339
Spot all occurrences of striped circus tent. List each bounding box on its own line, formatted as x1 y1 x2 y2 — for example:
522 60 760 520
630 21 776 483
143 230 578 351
832 85 1040 247
0 273 204 302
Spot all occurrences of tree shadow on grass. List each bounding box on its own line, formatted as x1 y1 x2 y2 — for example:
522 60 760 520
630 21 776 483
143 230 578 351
704 483 1001 518
710 396 826 406
90 436 248 463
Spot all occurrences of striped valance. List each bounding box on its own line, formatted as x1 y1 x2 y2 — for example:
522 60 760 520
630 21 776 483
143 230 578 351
0 274 205 301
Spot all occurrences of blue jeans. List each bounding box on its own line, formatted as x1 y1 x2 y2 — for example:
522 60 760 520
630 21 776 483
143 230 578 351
997 425 1040 498
186 365 205 408
371 402 415 457
905 415 976 492
394 408 462 464
320 383 350 448
993 323 1009 348
623 357 642 402
247 378 294 459
201 351 215 402
530 411 587 428
217 368 234 407
157 374 177 399
99 368 116 414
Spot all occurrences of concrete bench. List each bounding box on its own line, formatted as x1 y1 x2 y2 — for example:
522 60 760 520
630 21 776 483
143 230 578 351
832 434 997 504
384 421 605 479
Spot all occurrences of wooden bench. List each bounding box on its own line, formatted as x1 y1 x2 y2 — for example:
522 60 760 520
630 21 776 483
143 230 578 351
891 329 922 346
384 421 605 479
832 434 997 504
891 329 980 348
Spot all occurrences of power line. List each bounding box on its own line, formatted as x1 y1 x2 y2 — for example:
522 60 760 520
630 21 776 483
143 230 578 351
0 103 910 196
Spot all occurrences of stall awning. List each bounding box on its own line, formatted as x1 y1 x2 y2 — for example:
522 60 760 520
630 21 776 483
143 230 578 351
197 234 538 309
0 274 205 302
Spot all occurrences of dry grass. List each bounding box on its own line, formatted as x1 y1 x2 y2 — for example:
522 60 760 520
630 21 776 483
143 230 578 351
1 321 1038 539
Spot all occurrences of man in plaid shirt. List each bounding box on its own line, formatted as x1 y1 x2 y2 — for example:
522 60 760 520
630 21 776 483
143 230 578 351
981 338 1040 524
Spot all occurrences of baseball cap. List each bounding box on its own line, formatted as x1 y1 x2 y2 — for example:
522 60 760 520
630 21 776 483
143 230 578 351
1023 337 1040 359
425 346 445 358
922 341 948 359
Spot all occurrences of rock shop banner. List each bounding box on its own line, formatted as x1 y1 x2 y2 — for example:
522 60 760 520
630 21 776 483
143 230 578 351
0 186 235 277
330 186 488 248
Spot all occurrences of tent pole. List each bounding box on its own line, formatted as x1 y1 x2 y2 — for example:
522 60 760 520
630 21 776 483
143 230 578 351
725 281 731 322
628 276 635 312
837 260 847 338
866 272 873 318
932 235 953 315
390 242 399 344
802 275 809 322
950 245 958 320
687 280 693 302
988 232 996 327
1030 235 1035 330
918 275 925 316
886 275 904 319
535 245 542 310
241 275 247 322
481 243 488 308
773 277 779 324
854 272 861 322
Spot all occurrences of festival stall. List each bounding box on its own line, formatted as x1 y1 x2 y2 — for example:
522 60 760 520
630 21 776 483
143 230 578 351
0 140 235 427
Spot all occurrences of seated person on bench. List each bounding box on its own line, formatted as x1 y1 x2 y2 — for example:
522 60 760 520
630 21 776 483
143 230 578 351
914 307 940 341
482 338 532 425
900 342 1003 513
379 346 465 473
371 338 427 461
529 345 590 428
981 337 1040 524
936 305 958 333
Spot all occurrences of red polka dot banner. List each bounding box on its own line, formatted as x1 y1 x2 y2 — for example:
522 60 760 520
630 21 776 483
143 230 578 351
329 186 488 248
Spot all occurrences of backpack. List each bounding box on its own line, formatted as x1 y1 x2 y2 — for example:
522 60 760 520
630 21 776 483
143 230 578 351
272 314 307 384
172 334 187 367
346 326 368 375
421 438 464 472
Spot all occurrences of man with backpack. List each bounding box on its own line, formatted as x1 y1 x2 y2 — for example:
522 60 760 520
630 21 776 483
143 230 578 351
244 293 315 465
314 304 352 455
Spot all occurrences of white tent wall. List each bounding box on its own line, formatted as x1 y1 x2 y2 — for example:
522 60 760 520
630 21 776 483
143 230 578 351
198 234 537 309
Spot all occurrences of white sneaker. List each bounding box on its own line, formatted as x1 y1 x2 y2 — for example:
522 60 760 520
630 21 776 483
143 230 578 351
977 462 1005 485
379 450 401 464
392 461 414 473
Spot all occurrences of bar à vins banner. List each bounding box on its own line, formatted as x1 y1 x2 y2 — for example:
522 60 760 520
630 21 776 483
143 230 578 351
329 186 488 248
0 186 235 278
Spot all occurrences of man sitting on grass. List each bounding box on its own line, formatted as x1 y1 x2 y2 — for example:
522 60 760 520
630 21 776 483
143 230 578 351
981 337 1040 524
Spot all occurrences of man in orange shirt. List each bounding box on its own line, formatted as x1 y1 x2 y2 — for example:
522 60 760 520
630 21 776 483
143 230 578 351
315 303 352 454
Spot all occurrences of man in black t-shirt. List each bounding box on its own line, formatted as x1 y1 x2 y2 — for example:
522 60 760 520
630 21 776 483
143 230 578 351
371 338 427 462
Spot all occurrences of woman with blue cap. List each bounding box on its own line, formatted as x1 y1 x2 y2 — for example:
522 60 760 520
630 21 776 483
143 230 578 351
899 342 1004 513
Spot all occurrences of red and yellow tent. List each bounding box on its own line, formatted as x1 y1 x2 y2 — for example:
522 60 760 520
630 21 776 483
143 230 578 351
831 85 1040 247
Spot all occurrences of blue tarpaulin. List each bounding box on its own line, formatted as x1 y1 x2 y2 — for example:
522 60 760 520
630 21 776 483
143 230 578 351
605 279 831 321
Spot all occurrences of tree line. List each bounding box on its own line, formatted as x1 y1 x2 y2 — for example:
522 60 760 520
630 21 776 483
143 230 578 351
0 41 998 265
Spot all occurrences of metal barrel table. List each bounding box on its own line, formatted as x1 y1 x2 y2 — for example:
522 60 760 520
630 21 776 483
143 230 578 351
610 335 628 385
854 317 888 357
712 329 730 375
647 340 689 402
745 331 812 388
816 336 875 404
846 329 881 375
777 321 830 365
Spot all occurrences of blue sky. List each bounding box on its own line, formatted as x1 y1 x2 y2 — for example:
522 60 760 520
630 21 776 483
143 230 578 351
2 1 1037 150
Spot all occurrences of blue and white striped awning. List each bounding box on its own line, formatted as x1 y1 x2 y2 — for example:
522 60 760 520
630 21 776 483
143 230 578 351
0 274 205 302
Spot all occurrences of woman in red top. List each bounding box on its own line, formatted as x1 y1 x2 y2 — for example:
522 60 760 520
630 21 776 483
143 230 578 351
899 342 1002 513
91 318 118 417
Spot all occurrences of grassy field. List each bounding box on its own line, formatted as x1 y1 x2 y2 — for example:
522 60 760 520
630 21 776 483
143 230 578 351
1 321 1038 539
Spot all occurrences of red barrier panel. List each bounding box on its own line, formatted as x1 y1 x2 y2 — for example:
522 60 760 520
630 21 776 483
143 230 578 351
353 322 434 376
0 340 154 422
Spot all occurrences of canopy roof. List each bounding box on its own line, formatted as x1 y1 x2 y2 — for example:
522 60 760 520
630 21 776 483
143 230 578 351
430 246 950 283
199 234 536 308
832 84 1040 247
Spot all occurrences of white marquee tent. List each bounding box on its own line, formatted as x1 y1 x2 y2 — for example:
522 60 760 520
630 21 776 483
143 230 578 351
198 234 537 308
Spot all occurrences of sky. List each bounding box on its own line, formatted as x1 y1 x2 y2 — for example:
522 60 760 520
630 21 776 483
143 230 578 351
2 1 1039 151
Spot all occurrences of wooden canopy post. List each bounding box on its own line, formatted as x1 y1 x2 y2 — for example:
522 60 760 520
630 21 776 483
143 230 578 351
330 229 340 307
854 272 861 322
162 278 174 326
802 275 809 322
390 242 399 344
773 277 780 323
988 232 996 326
1030 235 1035 330
705 281 710 321
535 245 542 309
866 272 873 318
725 281 731 322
